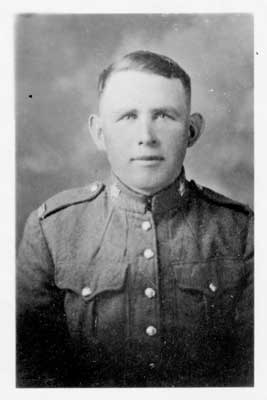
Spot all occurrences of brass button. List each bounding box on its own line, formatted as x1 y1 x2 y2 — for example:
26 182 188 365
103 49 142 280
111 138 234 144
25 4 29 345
148 362 156 369
142 221 152 231
144 249 154 259
146 326 157 336
144 288 156 298
81 287 92 297
90 183 99 193
209 282 217 292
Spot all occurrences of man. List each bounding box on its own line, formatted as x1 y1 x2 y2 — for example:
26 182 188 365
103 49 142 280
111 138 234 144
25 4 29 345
17 50 253 387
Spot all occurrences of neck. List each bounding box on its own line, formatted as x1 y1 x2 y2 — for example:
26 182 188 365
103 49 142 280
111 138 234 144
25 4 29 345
112 169 184 197
108 167 187 215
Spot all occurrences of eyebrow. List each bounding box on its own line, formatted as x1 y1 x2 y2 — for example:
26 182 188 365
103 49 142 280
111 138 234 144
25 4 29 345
152 107 182 117
111 108 137 116
111 106 183 117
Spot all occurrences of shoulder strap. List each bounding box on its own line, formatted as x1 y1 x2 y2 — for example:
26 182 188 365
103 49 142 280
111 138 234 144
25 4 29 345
190 180 252 214
37 182 105 220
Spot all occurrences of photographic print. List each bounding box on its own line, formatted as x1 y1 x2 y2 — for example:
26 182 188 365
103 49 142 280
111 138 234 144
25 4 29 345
16 14 253 388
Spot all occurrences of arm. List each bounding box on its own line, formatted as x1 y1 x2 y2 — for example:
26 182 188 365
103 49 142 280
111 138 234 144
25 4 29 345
230 212 254 386
16 211 70 387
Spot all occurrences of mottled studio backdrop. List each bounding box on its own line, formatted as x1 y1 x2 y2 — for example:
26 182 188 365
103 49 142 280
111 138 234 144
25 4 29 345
16 14 253 246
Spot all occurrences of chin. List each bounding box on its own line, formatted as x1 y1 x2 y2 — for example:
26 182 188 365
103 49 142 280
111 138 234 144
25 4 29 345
133 179 168 195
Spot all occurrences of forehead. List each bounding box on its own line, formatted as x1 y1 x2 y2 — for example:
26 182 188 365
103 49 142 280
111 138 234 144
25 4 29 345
99 70 188 113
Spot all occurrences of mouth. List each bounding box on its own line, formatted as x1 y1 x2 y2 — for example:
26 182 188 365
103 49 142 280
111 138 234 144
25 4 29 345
130 155 165 166
131 156 164 161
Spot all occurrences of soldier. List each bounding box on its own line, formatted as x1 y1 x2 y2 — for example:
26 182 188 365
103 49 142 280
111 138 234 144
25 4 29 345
17 50 253 387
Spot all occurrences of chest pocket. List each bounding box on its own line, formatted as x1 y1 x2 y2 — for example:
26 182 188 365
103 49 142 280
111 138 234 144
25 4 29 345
173 258 244 330
54 259 129 345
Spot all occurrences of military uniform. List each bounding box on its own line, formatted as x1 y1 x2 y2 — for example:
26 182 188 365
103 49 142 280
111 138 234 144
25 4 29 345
16 170 253 387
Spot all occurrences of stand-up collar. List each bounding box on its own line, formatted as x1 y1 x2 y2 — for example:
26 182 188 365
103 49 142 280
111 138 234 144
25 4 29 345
108 168 188 215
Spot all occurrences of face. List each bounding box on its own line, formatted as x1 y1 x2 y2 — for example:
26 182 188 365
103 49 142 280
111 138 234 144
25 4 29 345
91 70 195 195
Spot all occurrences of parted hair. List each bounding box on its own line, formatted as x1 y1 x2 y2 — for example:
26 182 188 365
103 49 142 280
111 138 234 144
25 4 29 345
98 50 191 104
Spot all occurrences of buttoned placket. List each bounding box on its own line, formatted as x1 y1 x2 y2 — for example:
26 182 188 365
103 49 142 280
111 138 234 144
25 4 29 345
108 172 187 377
125 207 161 372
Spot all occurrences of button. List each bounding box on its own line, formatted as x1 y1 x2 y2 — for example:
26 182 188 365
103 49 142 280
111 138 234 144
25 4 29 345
145 287 156 298
148 362 156 369
81 287 92 297
146 326 157 336
144 249 154 259
90 183 99 193
142 221 151 231
209 282 217 292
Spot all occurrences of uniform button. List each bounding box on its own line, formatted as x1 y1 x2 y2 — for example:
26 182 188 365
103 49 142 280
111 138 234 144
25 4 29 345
209 282 217 292
81 287 92 297
90 182 99 193
146 326 157 336
142 221 152 231
144 287 156 298
148 362 156 369
144 249 154 259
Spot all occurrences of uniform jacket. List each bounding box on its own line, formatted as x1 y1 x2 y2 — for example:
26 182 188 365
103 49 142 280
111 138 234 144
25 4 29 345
16 170 254 387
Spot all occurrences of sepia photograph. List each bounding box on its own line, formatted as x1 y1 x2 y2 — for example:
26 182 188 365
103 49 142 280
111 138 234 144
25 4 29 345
16 14 254 388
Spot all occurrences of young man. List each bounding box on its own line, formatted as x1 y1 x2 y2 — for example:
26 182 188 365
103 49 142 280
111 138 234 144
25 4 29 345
17 50 253 387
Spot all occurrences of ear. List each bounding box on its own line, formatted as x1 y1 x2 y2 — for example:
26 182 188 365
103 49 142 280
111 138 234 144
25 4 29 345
187 113 205 148
88 114 106 151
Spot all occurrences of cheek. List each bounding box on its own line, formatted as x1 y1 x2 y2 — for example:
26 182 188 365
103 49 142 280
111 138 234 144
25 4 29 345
103 122 130 145
160 126 187 153
103 128 129 166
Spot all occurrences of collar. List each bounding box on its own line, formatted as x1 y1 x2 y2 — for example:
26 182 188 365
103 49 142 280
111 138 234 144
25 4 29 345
108 167 187 215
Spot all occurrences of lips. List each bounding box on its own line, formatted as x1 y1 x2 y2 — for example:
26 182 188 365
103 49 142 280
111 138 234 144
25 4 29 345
131 156 164 161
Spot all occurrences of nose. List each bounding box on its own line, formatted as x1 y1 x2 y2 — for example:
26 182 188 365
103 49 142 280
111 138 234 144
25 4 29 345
138 117 158 146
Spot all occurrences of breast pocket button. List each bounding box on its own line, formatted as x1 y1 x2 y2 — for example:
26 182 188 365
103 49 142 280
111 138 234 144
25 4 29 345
209 282 217 293
81 287 92 297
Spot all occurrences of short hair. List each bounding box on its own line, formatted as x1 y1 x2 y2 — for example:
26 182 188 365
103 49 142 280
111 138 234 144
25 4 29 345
98 50 191 105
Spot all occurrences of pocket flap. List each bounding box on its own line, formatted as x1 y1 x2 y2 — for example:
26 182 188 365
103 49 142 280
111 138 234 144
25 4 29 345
174 262 218 295
173 259 243 295
55 259 128 301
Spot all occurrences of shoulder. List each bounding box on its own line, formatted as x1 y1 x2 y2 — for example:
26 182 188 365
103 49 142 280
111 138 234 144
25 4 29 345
189 180 253 217
37 181 105 220
189 180 253 257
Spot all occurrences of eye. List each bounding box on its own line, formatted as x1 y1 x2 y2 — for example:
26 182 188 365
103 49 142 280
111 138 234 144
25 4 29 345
153 111 174 120
119 112 137 121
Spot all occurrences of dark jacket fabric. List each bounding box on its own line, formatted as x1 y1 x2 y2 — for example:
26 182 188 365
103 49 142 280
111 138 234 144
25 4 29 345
16 172 254 387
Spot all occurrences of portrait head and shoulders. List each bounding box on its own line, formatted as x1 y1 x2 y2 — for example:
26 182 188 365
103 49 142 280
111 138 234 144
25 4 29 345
17 36 253 387
35 50 252 227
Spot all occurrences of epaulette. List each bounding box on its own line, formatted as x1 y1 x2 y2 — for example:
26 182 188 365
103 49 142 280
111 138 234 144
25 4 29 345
37 181 105 220
190 180 252 214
